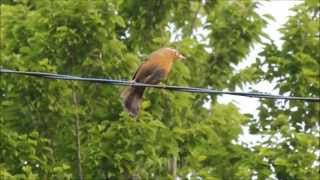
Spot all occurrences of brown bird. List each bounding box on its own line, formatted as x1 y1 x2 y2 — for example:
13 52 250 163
121 47 185 117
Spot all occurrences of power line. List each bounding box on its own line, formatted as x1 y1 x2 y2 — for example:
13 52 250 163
254 0 304 1
1 68 319 102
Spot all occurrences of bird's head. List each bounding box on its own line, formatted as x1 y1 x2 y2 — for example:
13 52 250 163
161 47 186 61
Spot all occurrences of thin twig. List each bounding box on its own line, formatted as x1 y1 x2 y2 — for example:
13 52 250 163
72 88 83 180
188 0 202 36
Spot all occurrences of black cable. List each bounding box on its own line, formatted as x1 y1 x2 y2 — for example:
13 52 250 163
1 68 319 102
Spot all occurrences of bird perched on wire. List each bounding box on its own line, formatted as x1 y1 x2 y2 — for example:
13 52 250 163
121 47 185 117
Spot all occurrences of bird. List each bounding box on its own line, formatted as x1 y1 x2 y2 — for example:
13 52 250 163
121 47 185 117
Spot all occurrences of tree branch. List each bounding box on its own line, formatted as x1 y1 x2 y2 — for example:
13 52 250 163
69 46 84 180
188 1 202 36
72 85 83 180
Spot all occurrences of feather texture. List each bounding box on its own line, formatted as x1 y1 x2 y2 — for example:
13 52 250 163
121 47 185 117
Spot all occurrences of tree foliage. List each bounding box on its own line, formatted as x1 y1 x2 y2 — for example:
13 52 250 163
0 0 319 179
247 1 320 179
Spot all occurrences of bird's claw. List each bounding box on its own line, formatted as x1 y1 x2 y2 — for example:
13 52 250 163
128 80 136 86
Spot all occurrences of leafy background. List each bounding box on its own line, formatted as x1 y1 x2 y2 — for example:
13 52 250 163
0 0 319 179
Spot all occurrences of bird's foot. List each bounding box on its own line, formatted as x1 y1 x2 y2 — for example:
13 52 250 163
128 80 136 86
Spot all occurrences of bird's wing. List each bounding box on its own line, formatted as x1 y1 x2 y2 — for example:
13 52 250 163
133 61 159 82
132 63 144 80
143 67 166 84
132 57 150 80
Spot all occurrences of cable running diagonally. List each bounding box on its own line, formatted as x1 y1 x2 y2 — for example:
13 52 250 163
1 68 319 102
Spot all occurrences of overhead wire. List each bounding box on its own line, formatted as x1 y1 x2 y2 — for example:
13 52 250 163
1 68 319 102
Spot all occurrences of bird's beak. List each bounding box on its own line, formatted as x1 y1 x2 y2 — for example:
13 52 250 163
178 54 186 60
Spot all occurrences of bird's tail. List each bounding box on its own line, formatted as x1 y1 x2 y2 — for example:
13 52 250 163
121 86 145 117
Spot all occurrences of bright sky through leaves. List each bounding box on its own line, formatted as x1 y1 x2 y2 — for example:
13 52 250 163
218 0 303 116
